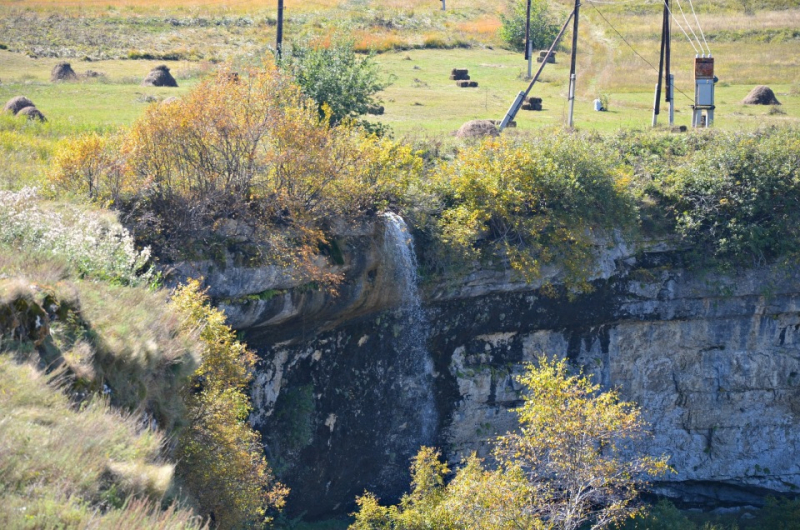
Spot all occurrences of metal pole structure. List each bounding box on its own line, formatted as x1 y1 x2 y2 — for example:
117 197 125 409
525 0 532 78
665 0 673 125
524 0 531 61
276 0 284 61
566 0 581 128
652 0 668 126
441 0 446 10
500 10 575 131
527 40 533 79
668 74 675 125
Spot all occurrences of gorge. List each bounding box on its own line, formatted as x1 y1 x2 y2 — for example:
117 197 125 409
174 215 800 519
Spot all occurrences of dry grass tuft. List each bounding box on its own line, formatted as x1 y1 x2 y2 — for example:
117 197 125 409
456 16 502 36
0 356 204 529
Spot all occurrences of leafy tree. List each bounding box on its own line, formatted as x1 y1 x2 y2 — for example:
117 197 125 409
352 357 670 530
172 279 288 529
500 0 559 52
281 38 390 127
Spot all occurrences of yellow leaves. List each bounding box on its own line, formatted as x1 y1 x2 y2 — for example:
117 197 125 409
49 131 130 201
171 279 287 529
352 355 671 530
433 133 638 288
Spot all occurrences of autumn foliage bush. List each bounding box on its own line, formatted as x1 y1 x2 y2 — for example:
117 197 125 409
50 64 421 283
352 357 669 530
171 279 288 529
430 133 637 290
49 131 129 201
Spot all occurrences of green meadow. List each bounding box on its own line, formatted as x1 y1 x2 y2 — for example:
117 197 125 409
1 0 799 138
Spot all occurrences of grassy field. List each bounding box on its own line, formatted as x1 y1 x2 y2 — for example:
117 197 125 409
1 0 798 137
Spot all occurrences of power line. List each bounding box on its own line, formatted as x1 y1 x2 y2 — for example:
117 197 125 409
674 0 705 54
588 2 694 103
664 2 700 53
687 0 711 54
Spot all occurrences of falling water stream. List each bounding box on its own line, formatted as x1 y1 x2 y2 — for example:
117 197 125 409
381 212 438 444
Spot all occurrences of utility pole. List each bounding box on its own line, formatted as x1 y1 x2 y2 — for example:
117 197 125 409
525 0 533 78
441 0 446 10
665 0 673 125
276 0 284 61
566 0 580 127
500 9 576 131
652 0 671 126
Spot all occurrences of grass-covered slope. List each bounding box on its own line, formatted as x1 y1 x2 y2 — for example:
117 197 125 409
0 275 204 528
0 183 285 527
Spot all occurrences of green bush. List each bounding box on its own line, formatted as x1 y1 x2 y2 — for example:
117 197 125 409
282 38 391 127
617 500 699 530
172 279 288 529
499 0 559 52
660 128 800 268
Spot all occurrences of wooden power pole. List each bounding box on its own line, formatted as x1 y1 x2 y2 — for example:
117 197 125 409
500 9 576 131
566 0 581 127
276 0 284 60
525 0 533 78
652 0 672 126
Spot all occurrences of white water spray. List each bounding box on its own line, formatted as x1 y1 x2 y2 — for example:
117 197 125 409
381 212 438 443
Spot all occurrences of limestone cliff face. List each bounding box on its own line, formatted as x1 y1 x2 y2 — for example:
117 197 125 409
191 219 800 517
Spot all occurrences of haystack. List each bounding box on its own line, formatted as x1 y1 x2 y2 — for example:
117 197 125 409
51 62 78 82
142 65 178 87
3 96 35 115
84 70 105 78
18 106 46 122
456 120 499 139
450 68 469 81
742 85 780 105
161 96 180 105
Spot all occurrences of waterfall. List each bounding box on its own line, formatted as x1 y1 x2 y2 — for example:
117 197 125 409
381 212 438 444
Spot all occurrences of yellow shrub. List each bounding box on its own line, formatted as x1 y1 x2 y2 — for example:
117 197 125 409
172 279 288 529
49 132 129 201
123 64 421 284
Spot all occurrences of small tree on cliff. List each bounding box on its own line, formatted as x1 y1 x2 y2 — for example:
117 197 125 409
351 357 670 530
172 279 288 529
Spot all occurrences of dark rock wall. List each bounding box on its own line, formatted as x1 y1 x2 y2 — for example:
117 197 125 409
215 224 800 517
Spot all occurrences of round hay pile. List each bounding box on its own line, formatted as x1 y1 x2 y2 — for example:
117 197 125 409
142 65 178 87
742 85 780 105
51 62 78 82
456 120 499 139
18 106 46 122
3 96 35 115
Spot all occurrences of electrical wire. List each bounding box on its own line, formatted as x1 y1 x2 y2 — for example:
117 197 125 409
583 0 701 55
686 0 711 54
588 2 694 102
674 0 705 54
664 1 700 54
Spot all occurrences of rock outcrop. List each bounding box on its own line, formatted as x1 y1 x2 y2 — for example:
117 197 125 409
186 219 800 517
